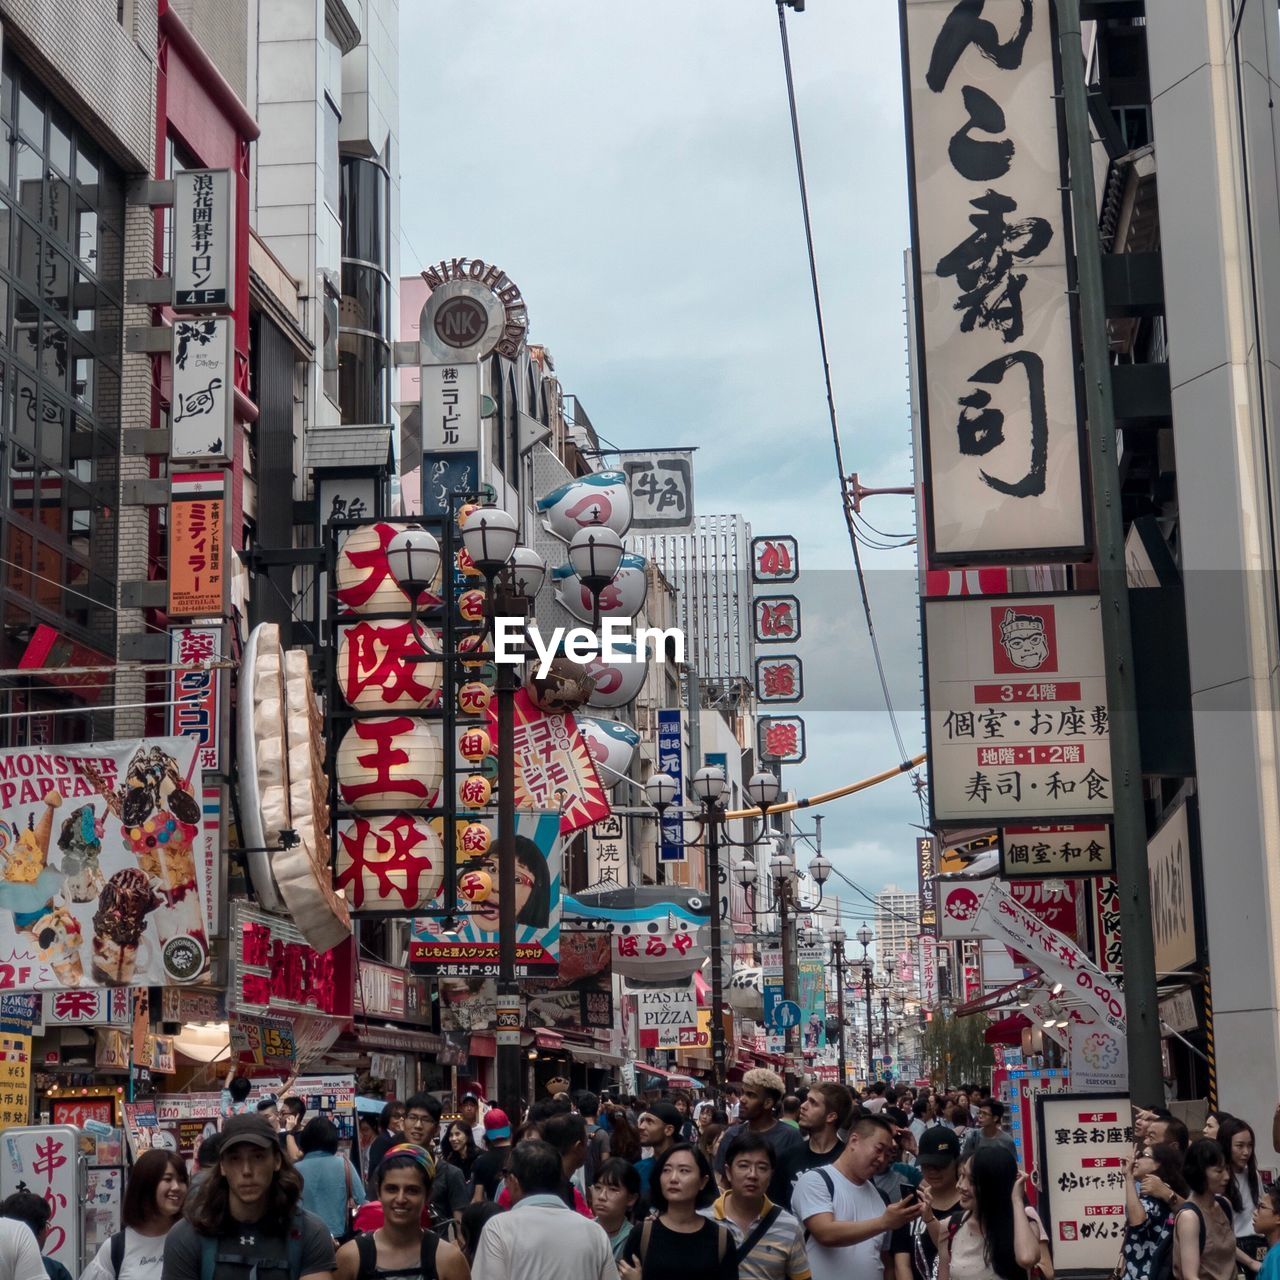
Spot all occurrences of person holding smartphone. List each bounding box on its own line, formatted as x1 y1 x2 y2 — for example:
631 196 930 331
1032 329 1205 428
891 1129 966 1280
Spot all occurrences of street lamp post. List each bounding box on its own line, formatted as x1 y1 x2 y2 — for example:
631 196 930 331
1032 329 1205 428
830 923 847 1087
880 991 890 1081
856 925 873 1085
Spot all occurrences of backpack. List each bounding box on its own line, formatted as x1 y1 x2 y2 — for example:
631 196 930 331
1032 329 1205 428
353 1231 439 1280
801 1167 890 1242
197 1220 307 1280
1155 1198 1224 1280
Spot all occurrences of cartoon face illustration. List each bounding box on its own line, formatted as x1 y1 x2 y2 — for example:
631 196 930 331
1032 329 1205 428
998 608 1049 670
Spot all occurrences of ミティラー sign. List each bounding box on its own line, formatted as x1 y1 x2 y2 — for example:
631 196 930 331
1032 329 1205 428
901 0 1089 562
1000 823 1115 879
170 319 233 460
168 472 228 618
172 169 234 309
924 594 1110 823
1035 1094 1133 1272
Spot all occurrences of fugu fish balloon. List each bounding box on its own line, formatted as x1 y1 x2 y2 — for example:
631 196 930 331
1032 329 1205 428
552 553 648 624
576 717 641 789
536 471 632 542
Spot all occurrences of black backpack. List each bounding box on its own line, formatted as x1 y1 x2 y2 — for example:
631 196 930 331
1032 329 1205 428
353 1231 439 1280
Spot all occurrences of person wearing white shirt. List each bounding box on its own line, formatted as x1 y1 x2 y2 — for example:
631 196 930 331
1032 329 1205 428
792 1115 920 1280
472 1139 616 1280
0 1219 50 1280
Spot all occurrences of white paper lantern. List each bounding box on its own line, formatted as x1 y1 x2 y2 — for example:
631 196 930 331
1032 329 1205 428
335 523 442 616
336 620 442 712
335 814 444 912
336 716 442 811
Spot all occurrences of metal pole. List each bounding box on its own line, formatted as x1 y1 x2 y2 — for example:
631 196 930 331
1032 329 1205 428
495 581 522 1121
835 941 847 1086
881 995 889 1082
1056 0 1163 1104
864 957 874 1085
780 874 800 1091
706 803 727 1089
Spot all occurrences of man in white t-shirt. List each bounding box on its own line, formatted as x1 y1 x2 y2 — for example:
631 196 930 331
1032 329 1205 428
0 1218 60 1280
792 1114 921 1280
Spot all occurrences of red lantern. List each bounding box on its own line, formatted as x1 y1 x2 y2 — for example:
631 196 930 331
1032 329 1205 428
458 728 492 762
460 822 492 856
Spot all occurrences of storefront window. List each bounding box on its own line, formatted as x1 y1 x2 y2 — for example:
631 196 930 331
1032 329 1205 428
338 156 390 423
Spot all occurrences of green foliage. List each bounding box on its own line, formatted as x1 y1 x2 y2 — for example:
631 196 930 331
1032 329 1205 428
921 1005 995 1087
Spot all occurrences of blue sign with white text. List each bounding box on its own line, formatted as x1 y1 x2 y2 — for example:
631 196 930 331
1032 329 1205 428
657 708 684 862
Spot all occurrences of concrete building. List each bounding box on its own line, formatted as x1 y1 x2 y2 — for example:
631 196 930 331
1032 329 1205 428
874 883 920 985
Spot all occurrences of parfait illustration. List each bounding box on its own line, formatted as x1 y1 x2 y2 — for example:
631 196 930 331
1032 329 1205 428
0 790 84 985
57 804 106 902
86 745 207 982
91 869 158 983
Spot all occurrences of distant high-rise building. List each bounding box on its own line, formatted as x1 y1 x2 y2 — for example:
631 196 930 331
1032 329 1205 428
874 884 920 983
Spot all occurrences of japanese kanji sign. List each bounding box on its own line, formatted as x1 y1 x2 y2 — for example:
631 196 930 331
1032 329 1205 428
916 836 938 933
170 318 233 460
586 813 628 886
168 625 223 772
755 655 803 704
172 169 234 309
1148 799 1196 974
753 595 801 644
0 1126 79 1265
622 451 694 530
902 0 1089 561
0 1034 29 1129
422 362 480 453
751 536 799 584
489 688 611 835
168 471 228 617
657 709 684 862
924 594 1111 823
1000 823 1115 879
758 715 806 764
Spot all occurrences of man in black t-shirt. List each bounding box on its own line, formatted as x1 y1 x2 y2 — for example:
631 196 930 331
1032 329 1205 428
890 1127 965 1280
778 1081 853 1211
468 1108 512 1203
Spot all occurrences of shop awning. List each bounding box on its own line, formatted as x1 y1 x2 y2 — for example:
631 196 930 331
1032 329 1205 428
984 1013 1032 1046
635 1062 704 1088
534 1030 564 1050
343 1024 444 1055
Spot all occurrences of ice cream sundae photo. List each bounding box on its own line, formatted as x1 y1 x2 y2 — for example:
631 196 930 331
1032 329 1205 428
91 868 158 983
57 804 106 902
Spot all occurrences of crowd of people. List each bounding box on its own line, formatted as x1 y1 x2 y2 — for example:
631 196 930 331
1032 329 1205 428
0 1076 1271 1280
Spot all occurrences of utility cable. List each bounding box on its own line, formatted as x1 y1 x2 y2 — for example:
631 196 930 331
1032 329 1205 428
774 4 926 822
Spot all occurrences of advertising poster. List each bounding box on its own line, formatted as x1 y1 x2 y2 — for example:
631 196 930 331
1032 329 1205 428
636 982 697 1048
411 810 562 975
439 978 495 1033
167 472 227 617
84 1165 122 1256
0 1126 79 1267
0 737 210 989
797 956 827 1051
0 1033 29 1130
526 930 613 1031
1036 1093 1133 1271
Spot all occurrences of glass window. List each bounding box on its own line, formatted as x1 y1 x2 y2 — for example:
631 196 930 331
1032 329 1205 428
340 261 386 335
47 109 71 177
324 97 340 212
16 84 41 148
339 156 387 267
337 331 388 424
14 146 41 221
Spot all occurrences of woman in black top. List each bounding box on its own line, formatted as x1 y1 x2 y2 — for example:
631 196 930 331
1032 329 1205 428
440 1122 478 1180
619 1143 737 1280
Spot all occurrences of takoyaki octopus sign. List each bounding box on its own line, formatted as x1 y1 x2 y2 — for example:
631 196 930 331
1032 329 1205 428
0 736 210 988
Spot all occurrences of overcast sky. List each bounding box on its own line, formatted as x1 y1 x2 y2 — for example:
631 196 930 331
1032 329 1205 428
399 3 924 931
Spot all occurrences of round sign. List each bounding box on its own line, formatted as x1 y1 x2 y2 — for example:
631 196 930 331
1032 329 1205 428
433 295 489 349
769 999 802 1031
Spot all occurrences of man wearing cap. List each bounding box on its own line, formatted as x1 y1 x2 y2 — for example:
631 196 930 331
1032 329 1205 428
715 1069 806 1207
163 1114 335 1280
470 1108 513 1203
889 1128 964 1280
632 1102 681 1200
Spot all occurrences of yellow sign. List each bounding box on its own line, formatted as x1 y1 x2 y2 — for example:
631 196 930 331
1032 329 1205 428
0 1033 31 1130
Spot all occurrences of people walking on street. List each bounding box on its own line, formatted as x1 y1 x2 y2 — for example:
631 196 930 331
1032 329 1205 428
366 1103 406 1187
162 1113 335 1280
634 1103 681 1200
334 1145 468 1280
576 1092 611 1190
1218 1117 1264 1272
471 1140 616 1280
80 1149 189 1280
1 1193 71 1280
891 1127 965 1280
589 1160 641 1263
704 1132 810 1280
1206 1113 1236 1145
442 1123 478 1183
603 1108 641 1167
401 1095 469 1227
619 1143 737 1280
792 1115 919 1280
1172 1139 1237 1280
296 1117 365 1244
495 1113 593 1215
1251 1185 1280 1280
714 1071 804 1207
459 1096 485 1150
469 1110 512 1205
1119 1143 1187 1280
960 1102 1015 1162
778 1084 851 1212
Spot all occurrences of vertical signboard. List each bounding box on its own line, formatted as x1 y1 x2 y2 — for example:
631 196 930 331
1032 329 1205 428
586 814 629 886
170 319 233 461
168 625 223 771
755 655 803 704
172 169 235 310
168 472 228 618
901 0 1089 561
1147 799 1197 974
916 836 938 934
622 451 694 530
421 362 480 453
656 709 684 862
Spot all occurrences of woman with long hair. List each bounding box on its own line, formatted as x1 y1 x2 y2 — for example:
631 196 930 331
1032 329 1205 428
465 836 550 932
1121 1143 1189 1280
79 1150 188 1280
441 1121 478 1180
1174 1139 1237 1280
1219 1118 1265 1273
618 1144 737 1280
606 1107 642 1165
923 1145 1043 1280
1204 1112 1237 1144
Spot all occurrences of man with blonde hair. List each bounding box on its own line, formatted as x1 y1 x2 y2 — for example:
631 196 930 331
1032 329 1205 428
716 1067 805 1205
